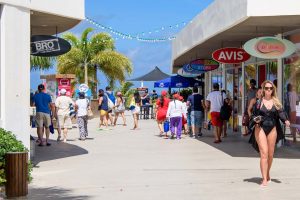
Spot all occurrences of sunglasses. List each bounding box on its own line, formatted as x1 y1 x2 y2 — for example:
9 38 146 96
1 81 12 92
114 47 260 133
264 86 273 91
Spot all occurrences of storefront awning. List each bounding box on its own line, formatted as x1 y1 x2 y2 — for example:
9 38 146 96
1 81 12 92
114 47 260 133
172 0 300 73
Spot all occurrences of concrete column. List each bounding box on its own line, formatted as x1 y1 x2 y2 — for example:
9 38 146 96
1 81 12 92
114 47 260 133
0 5 31 148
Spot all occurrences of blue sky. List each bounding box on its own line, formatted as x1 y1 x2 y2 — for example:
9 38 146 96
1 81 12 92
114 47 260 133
30 0 214 92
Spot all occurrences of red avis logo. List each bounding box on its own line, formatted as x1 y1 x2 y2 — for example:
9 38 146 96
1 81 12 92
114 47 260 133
212 48 250 64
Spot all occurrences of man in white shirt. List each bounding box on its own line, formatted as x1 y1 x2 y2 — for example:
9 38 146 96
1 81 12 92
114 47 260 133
166 93 186 139
55 89 74 142
205 83 226 143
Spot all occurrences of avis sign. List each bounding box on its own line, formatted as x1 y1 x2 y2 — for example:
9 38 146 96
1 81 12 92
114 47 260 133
31 35 71 57
212 48 250 64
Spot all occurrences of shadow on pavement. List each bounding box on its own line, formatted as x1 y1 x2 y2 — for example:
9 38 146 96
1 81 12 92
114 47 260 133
13 186 91 200
243 177 282 185
32 139 88 165
196 129 300 159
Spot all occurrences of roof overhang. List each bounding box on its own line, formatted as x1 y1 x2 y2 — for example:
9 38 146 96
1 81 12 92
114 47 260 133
172 0 300 73
31 11 82 35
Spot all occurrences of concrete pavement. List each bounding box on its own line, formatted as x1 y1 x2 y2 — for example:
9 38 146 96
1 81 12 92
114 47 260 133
23 112 300 199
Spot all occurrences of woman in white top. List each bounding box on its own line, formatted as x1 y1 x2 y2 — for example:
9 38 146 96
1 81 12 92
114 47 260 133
113 91 127 126
75 92 89 140
166 93 186 139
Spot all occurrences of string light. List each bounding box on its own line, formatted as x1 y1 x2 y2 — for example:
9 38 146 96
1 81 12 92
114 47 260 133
85 17 183 43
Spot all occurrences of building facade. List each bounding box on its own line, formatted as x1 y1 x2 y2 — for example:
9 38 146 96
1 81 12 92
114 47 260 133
172 0 300 131
0 0 85 148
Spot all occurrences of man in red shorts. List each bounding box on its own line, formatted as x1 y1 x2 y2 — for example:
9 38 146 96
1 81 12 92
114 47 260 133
205 83 226 143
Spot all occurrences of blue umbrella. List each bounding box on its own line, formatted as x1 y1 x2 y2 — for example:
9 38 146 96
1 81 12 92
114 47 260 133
154 75 202 88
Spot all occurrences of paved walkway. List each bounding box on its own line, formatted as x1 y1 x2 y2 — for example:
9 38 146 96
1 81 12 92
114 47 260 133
24 112 300 199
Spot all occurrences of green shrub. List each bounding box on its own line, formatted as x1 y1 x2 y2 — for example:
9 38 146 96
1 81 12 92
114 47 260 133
0 128 32 186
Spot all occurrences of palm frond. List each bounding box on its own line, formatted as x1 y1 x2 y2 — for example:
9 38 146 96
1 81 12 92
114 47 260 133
30 56 55 71
63 33 80 47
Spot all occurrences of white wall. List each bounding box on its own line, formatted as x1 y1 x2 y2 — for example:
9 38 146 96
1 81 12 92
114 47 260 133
248 0 300 16
1 4 31 148
0 0 84 20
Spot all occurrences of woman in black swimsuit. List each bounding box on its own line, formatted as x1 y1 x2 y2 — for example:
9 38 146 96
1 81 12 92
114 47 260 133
250 80 290 187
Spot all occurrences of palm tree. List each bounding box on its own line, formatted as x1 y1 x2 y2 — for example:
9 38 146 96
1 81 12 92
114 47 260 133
30 56 54 71
57 28 132 98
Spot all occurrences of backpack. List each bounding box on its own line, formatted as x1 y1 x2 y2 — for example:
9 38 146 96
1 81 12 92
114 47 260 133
219 92 231 120
220 104 231 120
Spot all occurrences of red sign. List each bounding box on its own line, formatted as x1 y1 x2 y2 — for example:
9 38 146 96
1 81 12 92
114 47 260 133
57 78 73 97
212 48 250 64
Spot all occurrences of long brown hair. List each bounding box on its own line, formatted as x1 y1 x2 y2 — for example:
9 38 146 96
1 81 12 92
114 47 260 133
261 80 282 110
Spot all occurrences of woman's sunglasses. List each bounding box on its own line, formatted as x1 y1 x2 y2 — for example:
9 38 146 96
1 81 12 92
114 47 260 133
264 86 273 91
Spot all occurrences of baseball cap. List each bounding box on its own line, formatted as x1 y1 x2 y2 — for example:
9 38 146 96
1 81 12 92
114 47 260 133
60 88 67 95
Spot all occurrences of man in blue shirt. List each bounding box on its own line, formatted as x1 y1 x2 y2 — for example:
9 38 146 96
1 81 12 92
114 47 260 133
187 86 205 138
33 84 53 146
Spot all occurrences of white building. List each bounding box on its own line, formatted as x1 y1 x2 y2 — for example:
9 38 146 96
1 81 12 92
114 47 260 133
172 0 300 130
0 0 85 148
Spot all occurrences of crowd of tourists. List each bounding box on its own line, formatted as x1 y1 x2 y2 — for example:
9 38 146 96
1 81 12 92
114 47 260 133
32 79 297 187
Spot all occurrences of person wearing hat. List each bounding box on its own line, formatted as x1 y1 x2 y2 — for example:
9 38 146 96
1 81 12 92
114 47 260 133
113 91 126 126
166 93 186 139
156 90 170 136
55 88 75 142
75 92 89 140
33 84 54 146
205 83 226 143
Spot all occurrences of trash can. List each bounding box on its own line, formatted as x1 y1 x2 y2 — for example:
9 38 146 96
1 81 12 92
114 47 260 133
5 152 28 198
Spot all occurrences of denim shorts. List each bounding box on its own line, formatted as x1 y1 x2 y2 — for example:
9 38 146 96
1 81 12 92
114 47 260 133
190 111 203 127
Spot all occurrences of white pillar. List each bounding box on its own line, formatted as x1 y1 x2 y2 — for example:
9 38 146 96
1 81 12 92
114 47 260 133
0 5 31 148
141 81 144 87
222 64 226 90
241 62 245 115
277 34 283 102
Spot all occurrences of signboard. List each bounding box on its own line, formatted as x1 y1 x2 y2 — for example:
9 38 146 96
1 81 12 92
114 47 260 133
31 35 71 57
212 48 250 64
177 67 201 77
182 59 219 72
243 37 296 59
57 78 72 97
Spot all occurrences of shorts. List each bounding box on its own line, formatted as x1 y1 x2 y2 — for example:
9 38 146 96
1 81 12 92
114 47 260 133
57 114 72 129
190 111 203 127
211 112 223 127
36 112 51 128
100 110 108 116
131 106 140 114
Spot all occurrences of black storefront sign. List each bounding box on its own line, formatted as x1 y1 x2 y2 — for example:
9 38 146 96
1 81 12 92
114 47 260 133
31 35 71 57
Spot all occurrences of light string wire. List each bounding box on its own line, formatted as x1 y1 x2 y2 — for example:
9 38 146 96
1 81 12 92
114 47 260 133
85 17 192 43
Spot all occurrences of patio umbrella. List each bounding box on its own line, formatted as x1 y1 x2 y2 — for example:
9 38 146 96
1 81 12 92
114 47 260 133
128 66 170 87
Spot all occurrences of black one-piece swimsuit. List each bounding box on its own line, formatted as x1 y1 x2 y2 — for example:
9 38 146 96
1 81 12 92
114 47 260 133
259 104 277 135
